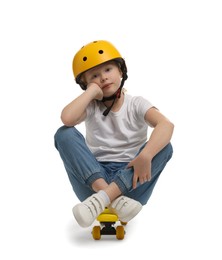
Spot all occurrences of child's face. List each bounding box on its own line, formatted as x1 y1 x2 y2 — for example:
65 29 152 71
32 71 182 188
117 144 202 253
83 61 123 97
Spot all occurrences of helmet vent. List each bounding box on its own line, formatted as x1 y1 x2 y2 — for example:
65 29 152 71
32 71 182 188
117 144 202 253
98 50 104 54
83 56 87 61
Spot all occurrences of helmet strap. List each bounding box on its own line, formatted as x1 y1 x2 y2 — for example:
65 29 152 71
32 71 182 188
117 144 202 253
102 79 125 116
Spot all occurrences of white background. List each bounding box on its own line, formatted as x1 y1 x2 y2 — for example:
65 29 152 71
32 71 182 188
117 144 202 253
0 0 221 259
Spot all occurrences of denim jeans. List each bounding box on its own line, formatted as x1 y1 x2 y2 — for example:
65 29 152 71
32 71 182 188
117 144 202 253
54 126 173 205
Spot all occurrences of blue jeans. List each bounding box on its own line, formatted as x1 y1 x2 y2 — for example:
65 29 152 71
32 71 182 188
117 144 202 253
54 126 173 205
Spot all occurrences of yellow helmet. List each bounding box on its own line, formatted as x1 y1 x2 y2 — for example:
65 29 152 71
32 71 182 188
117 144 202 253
72 40 127 90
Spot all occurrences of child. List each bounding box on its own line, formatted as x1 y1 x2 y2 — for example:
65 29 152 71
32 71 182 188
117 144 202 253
54 40 174 228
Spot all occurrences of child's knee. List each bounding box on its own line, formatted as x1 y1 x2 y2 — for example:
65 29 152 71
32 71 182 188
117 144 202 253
165 143 173 160
54 126 72 147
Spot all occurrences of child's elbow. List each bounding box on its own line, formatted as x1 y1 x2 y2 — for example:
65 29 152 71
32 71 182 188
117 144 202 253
168 120 175 134
169 120 174 129
61 113 75 127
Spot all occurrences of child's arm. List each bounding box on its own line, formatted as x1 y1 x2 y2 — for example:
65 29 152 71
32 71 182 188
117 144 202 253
143 107 174 159
128 107 174 189
61 83 103 126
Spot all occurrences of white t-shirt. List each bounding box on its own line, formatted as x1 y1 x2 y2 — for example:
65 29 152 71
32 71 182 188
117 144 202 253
85 94 153 162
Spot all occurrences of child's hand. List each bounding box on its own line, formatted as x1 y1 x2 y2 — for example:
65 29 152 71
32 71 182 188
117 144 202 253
87 83 104 101
127 153 152 189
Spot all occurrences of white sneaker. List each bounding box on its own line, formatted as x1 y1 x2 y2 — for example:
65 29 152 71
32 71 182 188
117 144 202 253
72 193 105 227
109 196 142 222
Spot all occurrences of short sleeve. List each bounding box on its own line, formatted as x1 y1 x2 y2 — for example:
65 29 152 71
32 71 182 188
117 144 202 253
131 96 154 122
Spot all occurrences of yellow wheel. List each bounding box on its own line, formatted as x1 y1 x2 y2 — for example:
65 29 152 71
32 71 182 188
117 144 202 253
92 226 101 240
116 226 125 240
120 221 127 225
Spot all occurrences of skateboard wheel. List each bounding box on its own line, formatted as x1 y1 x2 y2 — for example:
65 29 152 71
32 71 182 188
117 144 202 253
116 225 125 240
92 226 101 240
120 221 127 225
